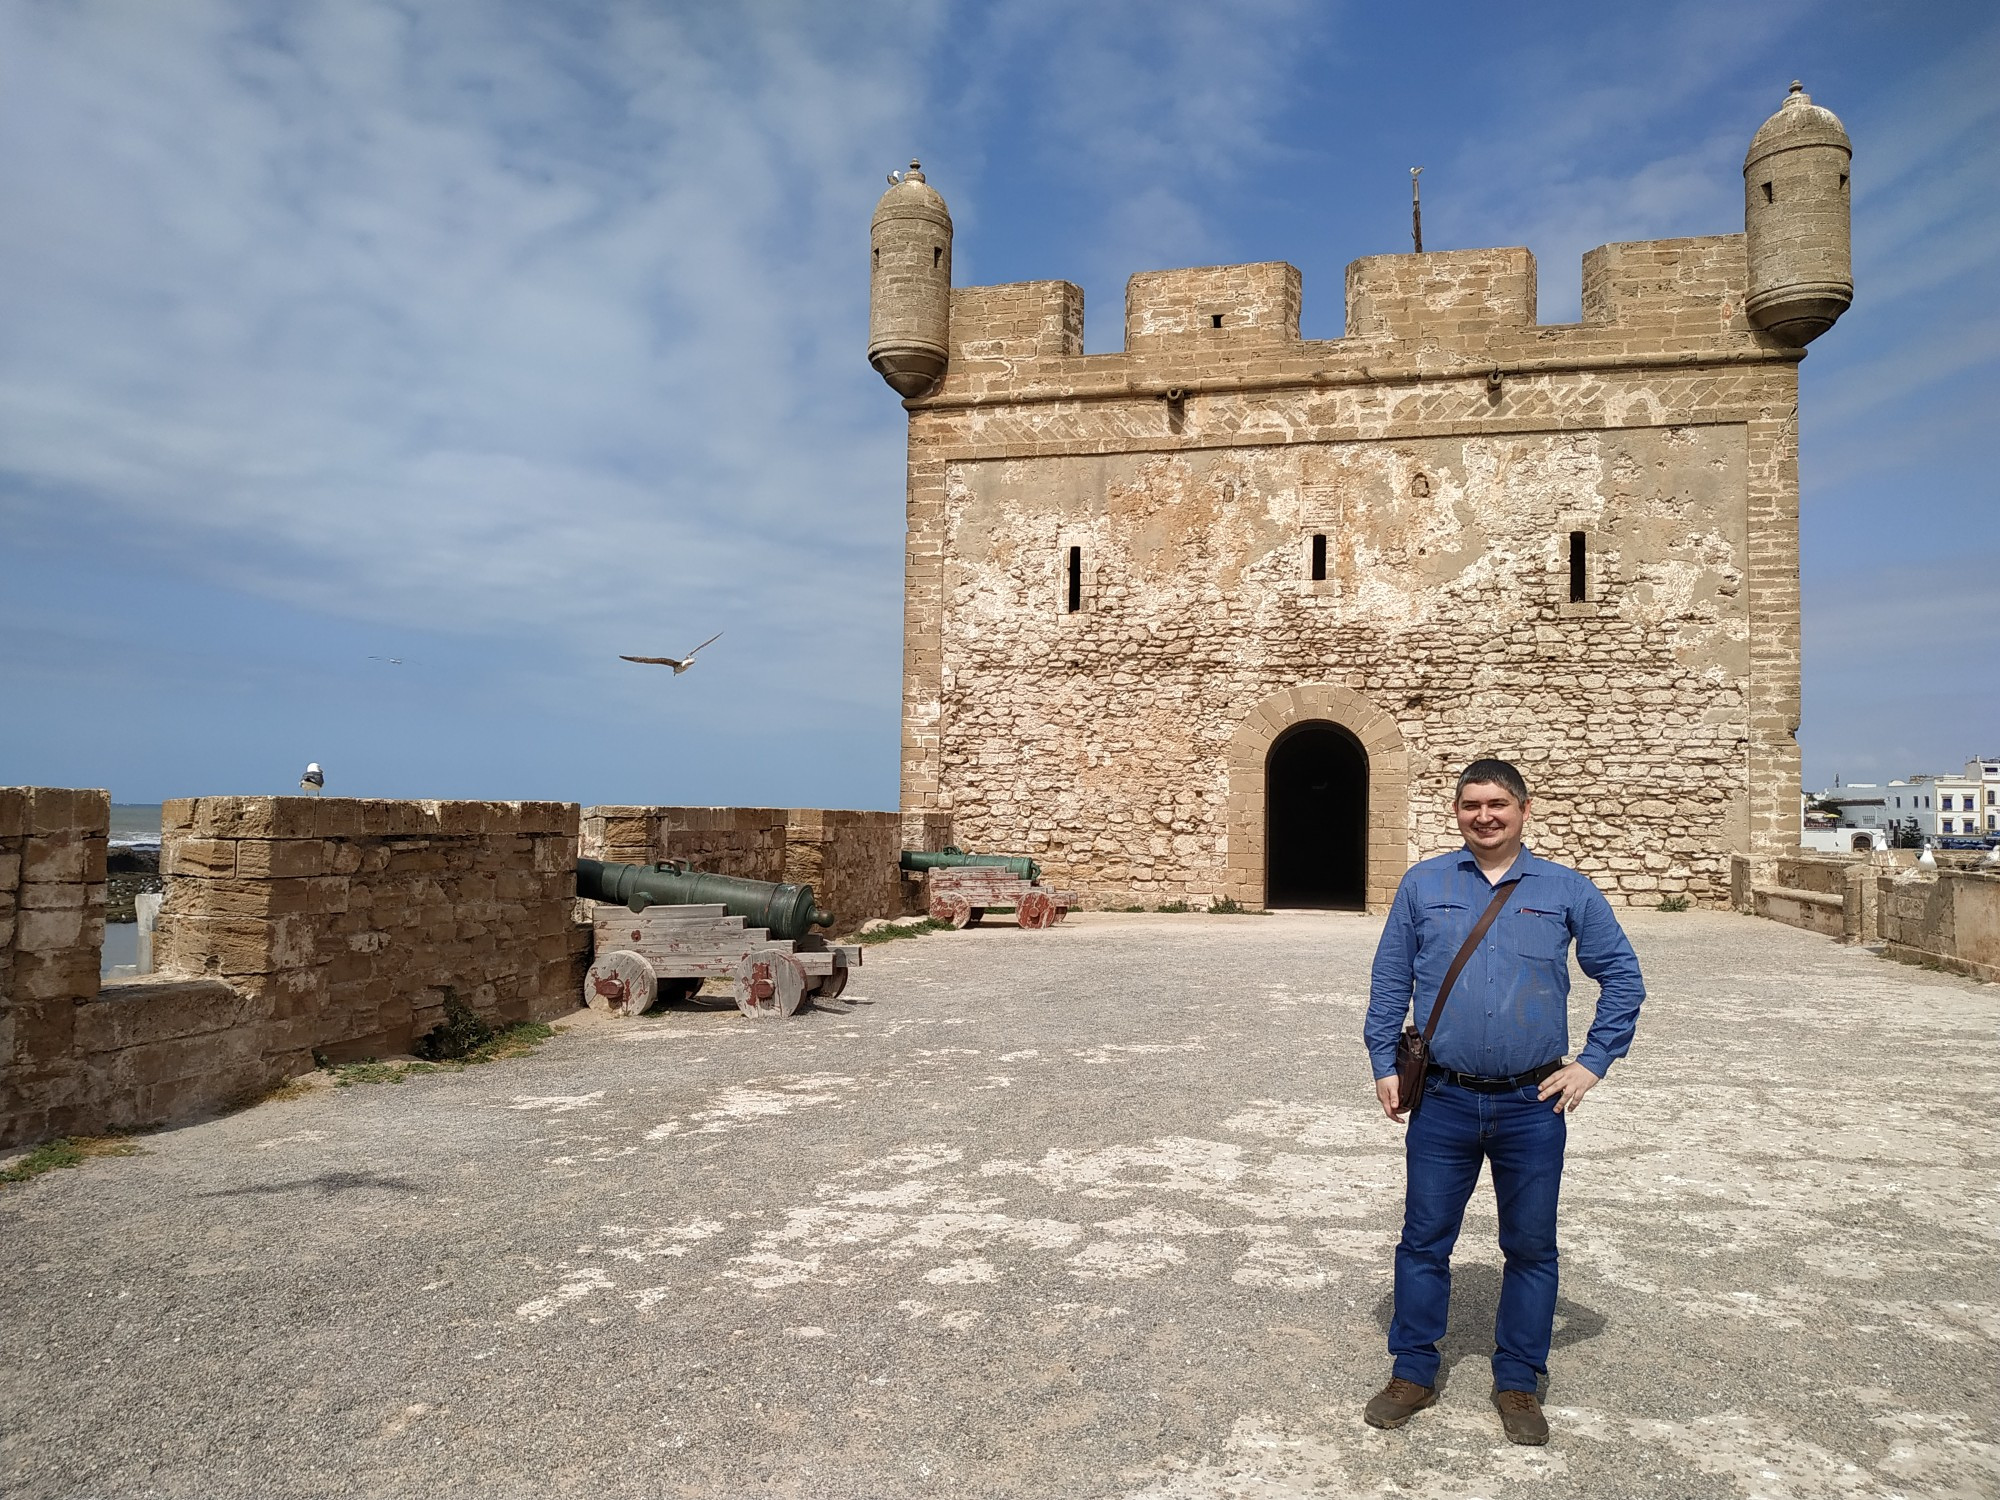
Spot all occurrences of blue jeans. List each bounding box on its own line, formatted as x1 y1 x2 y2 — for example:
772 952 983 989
1389 1071 1566 1393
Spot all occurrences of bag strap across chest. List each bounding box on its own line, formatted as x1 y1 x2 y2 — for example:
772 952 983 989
1419 876 1522 1044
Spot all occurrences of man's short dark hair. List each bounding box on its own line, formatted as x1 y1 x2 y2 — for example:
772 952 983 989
1456 758 1530 804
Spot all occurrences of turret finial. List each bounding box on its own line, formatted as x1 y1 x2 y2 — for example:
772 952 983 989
1788 79 1803 94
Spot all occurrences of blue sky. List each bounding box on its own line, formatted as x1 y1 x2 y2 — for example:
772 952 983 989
1 0 1993 807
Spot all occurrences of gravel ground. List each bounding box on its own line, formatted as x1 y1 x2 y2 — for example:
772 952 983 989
2 909 1995 1500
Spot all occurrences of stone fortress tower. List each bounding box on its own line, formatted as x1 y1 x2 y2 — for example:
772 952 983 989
868 87 1851 911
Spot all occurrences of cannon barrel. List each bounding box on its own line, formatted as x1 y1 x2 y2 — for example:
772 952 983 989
899 848 1041 882
578 859 832 942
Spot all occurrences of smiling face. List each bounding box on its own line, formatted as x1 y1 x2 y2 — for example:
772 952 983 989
1455 780 1530 866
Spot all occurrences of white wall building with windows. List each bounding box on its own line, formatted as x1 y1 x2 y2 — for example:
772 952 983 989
1968 757 2000 834
1811 760 1998 844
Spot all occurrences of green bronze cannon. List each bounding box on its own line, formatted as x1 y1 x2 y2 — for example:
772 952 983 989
899 847 1041 882
577 858 832 943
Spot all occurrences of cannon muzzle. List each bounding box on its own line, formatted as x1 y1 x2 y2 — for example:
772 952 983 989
899 847 1041 882
578 858 832 942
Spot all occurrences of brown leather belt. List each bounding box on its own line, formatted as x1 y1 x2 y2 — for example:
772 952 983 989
1429 1059 1564 1093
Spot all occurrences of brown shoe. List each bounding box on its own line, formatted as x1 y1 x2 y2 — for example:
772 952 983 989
1492 1388 1549 1445
1364 1377 1437 1429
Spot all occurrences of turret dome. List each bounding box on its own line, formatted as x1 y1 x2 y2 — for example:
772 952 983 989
873 160 950 220
1745 82 1851 167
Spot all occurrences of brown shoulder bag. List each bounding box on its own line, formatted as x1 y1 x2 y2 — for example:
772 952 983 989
1394 876 1521 1122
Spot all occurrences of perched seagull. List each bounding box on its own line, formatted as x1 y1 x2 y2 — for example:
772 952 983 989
620 632 723 675
300 763 324 796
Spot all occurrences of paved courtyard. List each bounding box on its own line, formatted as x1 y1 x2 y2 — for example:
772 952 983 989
2 909 1995 1499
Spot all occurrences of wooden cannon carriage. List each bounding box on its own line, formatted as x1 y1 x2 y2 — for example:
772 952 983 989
923 866 1075 929
582 902 861 1020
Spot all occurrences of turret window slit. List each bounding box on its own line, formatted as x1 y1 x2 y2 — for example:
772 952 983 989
1067 546 1082 614
1311 534 1327 581
1568 531 1588 603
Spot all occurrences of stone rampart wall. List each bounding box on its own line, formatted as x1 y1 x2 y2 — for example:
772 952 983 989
580 806 788 877
4 793 955 1150
2 787 111 1147
1735 851 1873 943
579 806 939 934
1878 870 2000 984
155 798 585 1073
1732 851 1999 981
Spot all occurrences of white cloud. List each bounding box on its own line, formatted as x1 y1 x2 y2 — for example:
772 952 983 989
0 1 930 698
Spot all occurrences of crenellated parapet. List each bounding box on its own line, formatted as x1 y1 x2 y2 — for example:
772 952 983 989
869 85 1847 406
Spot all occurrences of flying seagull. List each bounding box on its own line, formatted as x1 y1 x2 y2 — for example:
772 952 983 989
300 762 324 796
368 655 404 665
620 632 723 675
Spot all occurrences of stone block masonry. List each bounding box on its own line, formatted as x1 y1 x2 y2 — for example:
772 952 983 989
1877 868 2000 984
155 797 586 1072
579 806 935 933
3 792 937 1151
1 786 111 1148
900 240 1803 913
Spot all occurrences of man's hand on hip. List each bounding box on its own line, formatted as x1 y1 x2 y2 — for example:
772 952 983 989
1536 1061 1602 1113
1374 1074 1406 1123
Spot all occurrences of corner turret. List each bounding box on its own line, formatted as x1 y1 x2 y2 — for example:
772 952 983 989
868 160 953 398
1743 81 1852 346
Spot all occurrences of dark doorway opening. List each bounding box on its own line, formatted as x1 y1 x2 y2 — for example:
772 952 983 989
1266 720 1368 909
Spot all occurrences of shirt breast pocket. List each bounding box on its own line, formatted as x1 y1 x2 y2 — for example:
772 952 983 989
1500 909 1569 961
1419 900 1468 938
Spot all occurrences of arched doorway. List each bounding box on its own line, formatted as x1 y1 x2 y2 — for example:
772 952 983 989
1265 720 1368 908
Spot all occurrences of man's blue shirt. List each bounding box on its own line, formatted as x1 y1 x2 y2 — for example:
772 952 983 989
1364 847 1645 1081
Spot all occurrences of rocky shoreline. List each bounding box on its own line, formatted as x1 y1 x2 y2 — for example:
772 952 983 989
106 845 161 924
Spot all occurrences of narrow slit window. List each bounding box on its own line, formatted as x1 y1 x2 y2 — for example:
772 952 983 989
1310 534 1327 581
1210 313 1224 328
933 245 943 267
1761 181 1773 204
872 248 879 267
1066 546 1082 613
1838 173 1848 191
1568 531 1588 603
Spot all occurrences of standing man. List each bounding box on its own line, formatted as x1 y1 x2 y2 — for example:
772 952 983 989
1361 758 1645 1445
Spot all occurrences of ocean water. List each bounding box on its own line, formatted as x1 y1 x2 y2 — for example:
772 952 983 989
110 802 163 849
105 804 163 975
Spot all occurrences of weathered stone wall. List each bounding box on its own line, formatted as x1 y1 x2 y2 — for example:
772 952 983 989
1748 853 1851 939
782 810 906 934
156 798 584 1071
1878 870 2000 983
1 787 110 1147
1128 261 1301 351
902 238 1802 911
580 806 788 877
1729 852 2000 978
580 806 934 933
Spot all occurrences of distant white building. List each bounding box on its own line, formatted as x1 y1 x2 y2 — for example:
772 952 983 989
1879 775 1984 840
1812 760 1999 845
1968 757 2000 835
1817 782 1891 834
